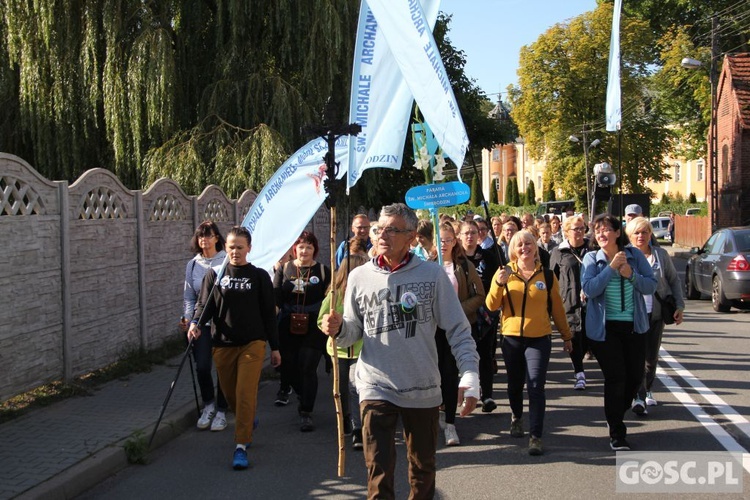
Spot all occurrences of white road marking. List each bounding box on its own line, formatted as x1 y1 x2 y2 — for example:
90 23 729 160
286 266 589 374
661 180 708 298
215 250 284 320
657 347 750 475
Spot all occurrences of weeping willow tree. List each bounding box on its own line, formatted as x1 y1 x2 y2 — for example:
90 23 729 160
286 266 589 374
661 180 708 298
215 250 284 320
0 0 359 195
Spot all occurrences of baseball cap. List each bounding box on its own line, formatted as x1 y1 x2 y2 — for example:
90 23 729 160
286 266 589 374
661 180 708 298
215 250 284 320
473 214 484 221
625 204 643 216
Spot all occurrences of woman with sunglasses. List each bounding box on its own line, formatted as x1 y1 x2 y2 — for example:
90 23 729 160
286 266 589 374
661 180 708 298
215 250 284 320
181 221 228 431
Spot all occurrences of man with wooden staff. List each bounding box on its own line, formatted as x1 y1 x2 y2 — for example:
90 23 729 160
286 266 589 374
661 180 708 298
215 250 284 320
321 202 480 499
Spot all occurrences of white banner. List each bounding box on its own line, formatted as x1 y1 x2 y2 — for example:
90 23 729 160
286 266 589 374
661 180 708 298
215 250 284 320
606 0 622 132
347 0 443 189
241 136 348 274
363 0 468 169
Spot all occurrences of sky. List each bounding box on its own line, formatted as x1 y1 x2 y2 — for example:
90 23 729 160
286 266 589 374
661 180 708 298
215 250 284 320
438 0 599 99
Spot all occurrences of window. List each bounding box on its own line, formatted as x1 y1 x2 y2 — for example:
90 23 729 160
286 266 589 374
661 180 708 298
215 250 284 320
492 148 500 161
537 175 542 190
696 160 704 182
674 163 681 182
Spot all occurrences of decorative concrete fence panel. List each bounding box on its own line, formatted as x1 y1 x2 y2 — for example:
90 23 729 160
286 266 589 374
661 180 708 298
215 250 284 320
0 152 330 401
0 154 65 397
66 169 140 375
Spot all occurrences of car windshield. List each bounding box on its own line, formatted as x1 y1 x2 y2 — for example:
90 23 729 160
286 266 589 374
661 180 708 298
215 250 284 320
735 230 750 252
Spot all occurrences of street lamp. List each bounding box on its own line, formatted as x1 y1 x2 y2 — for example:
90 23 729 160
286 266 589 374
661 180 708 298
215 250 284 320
681 16 718 231
569 132 601 222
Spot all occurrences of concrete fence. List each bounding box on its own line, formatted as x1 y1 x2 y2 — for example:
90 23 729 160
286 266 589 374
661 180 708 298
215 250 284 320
0 153 330 400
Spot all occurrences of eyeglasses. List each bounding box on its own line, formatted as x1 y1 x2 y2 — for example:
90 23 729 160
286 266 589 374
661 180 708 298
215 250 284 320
198 234 216 240
478 227 488 233
461 230 478 236
568 227 586 233
440 238 455 245
373 226 412 236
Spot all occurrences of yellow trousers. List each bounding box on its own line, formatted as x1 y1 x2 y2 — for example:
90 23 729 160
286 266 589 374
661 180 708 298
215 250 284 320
213 341 265 445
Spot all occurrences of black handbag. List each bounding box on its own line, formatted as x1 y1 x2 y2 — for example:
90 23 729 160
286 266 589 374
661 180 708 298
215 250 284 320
655 292 677 325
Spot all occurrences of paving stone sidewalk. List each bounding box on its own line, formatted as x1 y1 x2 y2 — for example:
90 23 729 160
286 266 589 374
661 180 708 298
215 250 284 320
0 353 200 500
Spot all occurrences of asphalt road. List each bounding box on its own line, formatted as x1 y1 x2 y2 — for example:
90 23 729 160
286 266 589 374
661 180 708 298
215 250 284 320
78 259 750 499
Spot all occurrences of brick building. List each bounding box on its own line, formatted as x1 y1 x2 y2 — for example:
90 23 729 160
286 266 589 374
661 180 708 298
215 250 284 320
715 53 750 227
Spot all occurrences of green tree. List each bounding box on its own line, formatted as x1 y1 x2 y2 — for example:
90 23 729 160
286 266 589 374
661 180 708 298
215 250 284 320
505 178 514 206
511 4 672 198
469 174 481 206
525 180 537 206
0 0 359 195
510 178 521 207
489 181 498 204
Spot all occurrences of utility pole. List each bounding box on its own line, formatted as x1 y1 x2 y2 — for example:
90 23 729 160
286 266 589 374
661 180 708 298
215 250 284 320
709 16 719 231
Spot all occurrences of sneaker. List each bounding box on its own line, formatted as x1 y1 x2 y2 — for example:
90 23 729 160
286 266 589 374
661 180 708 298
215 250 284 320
509 417 524 438
352 429 363 450
300 413 314 432
610 437 631 451
197 404 216 430
586 350 595 360
210 411 227 431
645 392 657 406
481 398 497 413
438 410 446 430
574 375 586 391
274 388 291 406
528 436 543 456
631 398 647 416
232 447 248 470
444 423 460 446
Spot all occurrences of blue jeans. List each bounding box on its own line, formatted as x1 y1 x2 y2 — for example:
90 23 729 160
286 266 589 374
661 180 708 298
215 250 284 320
193 325 226 410
501 335 552 438
338 357 361 430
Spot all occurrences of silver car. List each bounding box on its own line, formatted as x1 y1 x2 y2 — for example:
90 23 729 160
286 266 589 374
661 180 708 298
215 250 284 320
684 227 750 312
649 217 671 240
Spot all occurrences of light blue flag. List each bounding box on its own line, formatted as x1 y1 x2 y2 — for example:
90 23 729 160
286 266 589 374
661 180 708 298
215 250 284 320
365 0 468 168
606 0 622 132
347 0 441 190
237 136 349 274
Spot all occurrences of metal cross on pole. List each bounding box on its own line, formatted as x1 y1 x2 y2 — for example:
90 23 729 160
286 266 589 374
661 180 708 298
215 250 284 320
308 117 361 477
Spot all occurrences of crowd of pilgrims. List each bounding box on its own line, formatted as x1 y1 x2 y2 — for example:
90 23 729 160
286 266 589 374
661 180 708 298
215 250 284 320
181 205 685 467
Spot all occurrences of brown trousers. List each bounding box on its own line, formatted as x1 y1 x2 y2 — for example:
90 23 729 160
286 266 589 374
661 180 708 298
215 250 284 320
360 400 439 500
212 341 265 445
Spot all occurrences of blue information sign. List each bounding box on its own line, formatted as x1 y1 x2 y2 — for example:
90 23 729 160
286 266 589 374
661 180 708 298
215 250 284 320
405 181 471 209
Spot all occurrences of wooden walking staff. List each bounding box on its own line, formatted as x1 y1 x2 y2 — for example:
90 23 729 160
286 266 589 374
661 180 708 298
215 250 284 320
319 120 361 477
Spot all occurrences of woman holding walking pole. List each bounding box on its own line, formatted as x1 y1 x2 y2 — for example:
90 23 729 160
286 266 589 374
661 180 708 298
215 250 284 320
189 226 281 470
180 221 228 431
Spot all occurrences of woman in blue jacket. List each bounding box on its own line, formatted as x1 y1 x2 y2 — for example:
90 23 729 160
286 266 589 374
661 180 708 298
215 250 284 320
581 214 657 452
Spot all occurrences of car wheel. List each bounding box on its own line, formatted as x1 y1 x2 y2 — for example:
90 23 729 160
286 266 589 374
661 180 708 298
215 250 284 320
685 268 701 300
712 275 731 312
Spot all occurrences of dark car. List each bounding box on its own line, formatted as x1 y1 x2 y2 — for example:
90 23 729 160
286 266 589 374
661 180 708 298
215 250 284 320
684 227 750 312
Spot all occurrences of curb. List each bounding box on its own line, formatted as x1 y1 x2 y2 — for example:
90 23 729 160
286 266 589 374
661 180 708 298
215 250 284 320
16 400 197 500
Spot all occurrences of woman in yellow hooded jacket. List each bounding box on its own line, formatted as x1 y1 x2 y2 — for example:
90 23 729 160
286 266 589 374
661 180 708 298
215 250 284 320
486 230 572 456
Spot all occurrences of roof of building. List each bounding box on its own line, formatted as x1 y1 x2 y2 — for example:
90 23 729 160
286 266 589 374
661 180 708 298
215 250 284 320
725 53 750 129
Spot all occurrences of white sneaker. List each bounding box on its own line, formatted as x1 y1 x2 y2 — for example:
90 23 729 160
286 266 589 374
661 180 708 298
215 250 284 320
574 372 586 390
438 410 446 430
197 404 216 429
631 398 647 416
210 411 227 431
444 423 460 446
645 392 657 406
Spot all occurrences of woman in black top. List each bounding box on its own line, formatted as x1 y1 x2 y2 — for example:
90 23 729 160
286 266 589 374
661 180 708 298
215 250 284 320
273 231 331 432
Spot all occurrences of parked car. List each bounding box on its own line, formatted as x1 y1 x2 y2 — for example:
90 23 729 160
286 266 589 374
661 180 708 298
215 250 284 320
685 207 701 216
650 217 671 240
684 226 750 312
